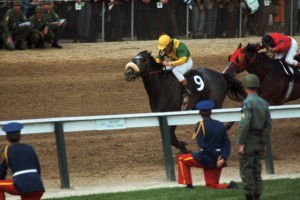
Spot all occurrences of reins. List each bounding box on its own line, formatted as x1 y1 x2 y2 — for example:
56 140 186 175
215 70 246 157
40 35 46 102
246 51 257 65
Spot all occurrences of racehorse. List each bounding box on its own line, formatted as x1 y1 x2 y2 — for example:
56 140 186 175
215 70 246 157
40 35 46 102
224 43 300 105
124 50 246 153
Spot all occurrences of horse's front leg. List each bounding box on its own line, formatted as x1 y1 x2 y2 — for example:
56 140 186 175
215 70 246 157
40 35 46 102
169 126 188 153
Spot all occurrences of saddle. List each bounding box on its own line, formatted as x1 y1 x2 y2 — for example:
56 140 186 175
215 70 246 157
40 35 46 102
278 60 300 102
279 60 300 82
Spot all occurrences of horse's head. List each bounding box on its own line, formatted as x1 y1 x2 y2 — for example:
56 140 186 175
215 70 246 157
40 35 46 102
224 43 258 76
124 50 162 82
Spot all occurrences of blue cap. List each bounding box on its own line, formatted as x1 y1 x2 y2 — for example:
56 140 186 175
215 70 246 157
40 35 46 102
196 100 215 111
2 122 24 134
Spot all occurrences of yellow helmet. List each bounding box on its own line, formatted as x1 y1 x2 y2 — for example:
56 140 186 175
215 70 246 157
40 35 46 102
158 34 171 50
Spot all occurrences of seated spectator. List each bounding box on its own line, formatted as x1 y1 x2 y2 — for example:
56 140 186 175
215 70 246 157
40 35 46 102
43 0 66 48
27 6 53 48
1 0 31 50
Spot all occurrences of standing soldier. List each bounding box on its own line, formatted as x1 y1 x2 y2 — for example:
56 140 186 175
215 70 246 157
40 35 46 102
0 122 45 200
1 0 31 50
28 6 53 48
238 74 272 200
43 0 66 48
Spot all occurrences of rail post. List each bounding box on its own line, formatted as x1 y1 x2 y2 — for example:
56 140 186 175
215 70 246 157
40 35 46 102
54 121 70 188
158 116 176 181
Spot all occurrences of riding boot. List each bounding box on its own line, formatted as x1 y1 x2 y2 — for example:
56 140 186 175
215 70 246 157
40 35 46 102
181 79 192 97
254 194 260 200
245 195 254 200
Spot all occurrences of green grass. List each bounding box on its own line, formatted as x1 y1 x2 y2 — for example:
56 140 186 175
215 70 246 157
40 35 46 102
45 178 300 200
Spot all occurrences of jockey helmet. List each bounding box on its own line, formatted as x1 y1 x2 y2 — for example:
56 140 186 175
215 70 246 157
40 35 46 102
158 34 171 50
262 34 274 47
242 74 260 88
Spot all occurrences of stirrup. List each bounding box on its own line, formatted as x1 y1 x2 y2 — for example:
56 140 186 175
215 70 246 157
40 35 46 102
182 88 191 97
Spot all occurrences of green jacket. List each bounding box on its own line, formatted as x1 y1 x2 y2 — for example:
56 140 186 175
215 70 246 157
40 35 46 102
238 93 272 145
2 9 28 33
29 15 48 32
43 9 60 23
156 39 191 66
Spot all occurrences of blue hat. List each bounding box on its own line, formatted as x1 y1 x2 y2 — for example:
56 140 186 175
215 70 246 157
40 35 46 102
196 100 215 111
2 122 24 134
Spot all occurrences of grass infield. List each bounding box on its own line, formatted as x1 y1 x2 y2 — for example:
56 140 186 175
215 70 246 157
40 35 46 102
45 178 300 200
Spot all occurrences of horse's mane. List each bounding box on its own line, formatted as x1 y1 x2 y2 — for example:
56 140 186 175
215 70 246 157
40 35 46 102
244 43 273 62
140 50 165 70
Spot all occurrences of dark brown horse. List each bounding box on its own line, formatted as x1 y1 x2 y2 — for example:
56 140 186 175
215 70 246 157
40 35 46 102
224 43 300 105
124 50 246 153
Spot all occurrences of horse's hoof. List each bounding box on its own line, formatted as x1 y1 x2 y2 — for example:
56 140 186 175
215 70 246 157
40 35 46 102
178 141 189 154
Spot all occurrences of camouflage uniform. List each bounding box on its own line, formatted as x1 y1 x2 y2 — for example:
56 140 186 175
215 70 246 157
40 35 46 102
238 74 272 200
43 0 65 48
1 0 31 50
28 7 53 48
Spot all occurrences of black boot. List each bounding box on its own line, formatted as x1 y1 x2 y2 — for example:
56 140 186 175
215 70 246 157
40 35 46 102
254 193 260 200
185 184 194 189
245 195 254 200
36 40 45 49
227 181 239 189
16 41 26 50
27 41 33 49
52 40 62 48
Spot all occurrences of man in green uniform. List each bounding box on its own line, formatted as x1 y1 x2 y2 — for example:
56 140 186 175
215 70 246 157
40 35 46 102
0 22 14 50
28 6 53 48
238 73 272 200
43 0 66 48
1 0 31 50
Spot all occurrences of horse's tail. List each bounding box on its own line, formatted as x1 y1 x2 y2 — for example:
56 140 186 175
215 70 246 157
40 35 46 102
223 73 246 102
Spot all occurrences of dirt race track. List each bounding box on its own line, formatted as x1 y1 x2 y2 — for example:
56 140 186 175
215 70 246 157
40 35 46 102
1 37 300 196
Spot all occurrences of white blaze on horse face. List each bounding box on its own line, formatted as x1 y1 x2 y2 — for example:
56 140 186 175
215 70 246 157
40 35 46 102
193 75 205 91
125 62 140 73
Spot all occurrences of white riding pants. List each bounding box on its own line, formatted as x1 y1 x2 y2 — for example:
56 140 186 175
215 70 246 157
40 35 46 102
165 58 193 82
274 37 298 66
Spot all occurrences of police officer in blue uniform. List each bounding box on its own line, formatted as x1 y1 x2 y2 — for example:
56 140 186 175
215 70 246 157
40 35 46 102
0 122 45 200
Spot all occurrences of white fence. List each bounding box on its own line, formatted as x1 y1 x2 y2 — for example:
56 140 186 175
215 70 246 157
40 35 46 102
1 104 300 188
1 104 300 135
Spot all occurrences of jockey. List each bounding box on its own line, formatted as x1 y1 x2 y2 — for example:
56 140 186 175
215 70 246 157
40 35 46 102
156 34 193 97
260 32 300 68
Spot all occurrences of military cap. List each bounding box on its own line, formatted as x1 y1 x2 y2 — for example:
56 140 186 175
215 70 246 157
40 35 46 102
44 0 52 5
35 6 44 13
13 0 22 6
196 100 215 111
242 73 260 88
2 122 24 134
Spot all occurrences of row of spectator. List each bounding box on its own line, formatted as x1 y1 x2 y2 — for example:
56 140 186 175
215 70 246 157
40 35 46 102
0 0 299 49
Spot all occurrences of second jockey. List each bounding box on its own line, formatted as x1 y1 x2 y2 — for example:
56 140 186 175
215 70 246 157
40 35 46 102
260 32 300 68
